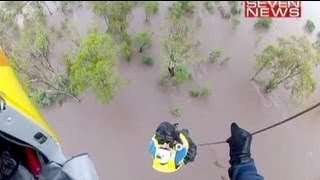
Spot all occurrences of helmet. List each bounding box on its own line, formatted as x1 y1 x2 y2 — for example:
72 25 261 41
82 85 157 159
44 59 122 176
155 148 171 164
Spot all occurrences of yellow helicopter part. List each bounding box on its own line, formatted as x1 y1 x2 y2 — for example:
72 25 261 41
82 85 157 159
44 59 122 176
0 49 59 143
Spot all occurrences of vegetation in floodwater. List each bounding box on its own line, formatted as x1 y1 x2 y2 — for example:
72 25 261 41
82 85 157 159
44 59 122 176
253 36 320 101
159 74 170 87
1 1 319 109
144 1 160 21
229 1 242 16
172 65 193 85
122 33 134 62
163 17 198 79
232 15 241 26
90 1 136 35
69 32 121 104
171 105 182 117
255 18 272 29
218 5 231 19
143 56 154 66
0 2 81 107
204 1 215 14
169 1 196 19
190 85 213 97
158 65 193 87
134 31 152 53
210 50 222 63
305 19 315 33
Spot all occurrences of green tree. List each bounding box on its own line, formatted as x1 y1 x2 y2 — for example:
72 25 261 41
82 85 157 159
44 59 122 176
209 50 222 62
90 1 109 26
253 36 320 101
251 45 276 80
255 18 272 29
232 15 241 26
91 1 135 62
90 1 136 35
69 33 121 103
169 2 184 20
0 3 22 52
190 84 213 97
163 18 197 78
171 105 182 117
0 3 79 107
144 1 159 21
134 31 152 53
172 65 192 85
228 1 242 15
305 19 315 33
180 1 196 13
169 1 196 20
217 5 230 19
204 1 215 14
122 32 133 61
59 1 74 14
143 56 154 66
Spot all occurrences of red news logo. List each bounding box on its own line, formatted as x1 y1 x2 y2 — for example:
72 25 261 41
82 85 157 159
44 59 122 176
245 1 301 18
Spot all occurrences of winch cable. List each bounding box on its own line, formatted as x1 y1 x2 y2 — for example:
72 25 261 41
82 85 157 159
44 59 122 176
197 101 320 147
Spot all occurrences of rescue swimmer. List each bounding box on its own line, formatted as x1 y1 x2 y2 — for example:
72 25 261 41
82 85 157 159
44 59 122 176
149 122 197 173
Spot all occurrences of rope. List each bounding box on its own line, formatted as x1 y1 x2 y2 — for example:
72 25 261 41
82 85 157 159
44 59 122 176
197 101 320 147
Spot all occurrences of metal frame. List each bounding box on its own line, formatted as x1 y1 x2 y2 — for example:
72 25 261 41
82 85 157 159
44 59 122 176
0 105 66 164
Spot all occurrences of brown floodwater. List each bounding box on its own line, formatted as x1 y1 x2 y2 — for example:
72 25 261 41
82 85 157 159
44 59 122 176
43 2 320 180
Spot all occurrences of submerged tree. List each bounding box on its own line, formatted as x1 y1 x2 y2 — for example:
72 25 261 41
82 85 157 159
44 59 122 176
90 1 136 35
169 1 196 20
90 1 110 27
217 5 230 19
69 33 121 103
134 31 152 53
144 1 160 21
253 36 320 101
305 19 315 33
171 105 182 117
58 1 75 14
163 17 197 78
228 1 242 16
209 50 222 63
190 84 213 97
122 32 133 61
204 1 215 14
255 18 272 30
143 56 154 66
91 1 136 62
0 2 79 107
232 15 241 27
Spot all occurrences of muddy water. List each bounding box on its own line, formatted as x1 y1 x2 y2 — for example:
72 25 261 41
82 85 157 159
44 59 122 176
43 2 320 180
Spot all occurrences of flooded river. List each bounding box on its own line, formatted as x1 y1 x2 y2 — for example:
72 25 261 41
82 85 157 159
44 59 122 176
43 2 320 180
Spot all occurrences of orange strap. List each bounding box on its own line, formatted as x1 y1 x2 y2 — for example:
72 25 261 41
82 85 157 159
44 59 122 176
0 49 9 66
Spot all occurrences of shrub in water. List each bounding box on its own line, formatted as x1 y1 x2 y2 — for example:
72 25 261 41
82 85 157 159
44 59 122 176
254 18 272 29
190 89 201 97
204 1 214 14
171 105 182 117
305 20 315 33
189 85 213 97
200 85 213 96
172 65 192 85
143 56 154 66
